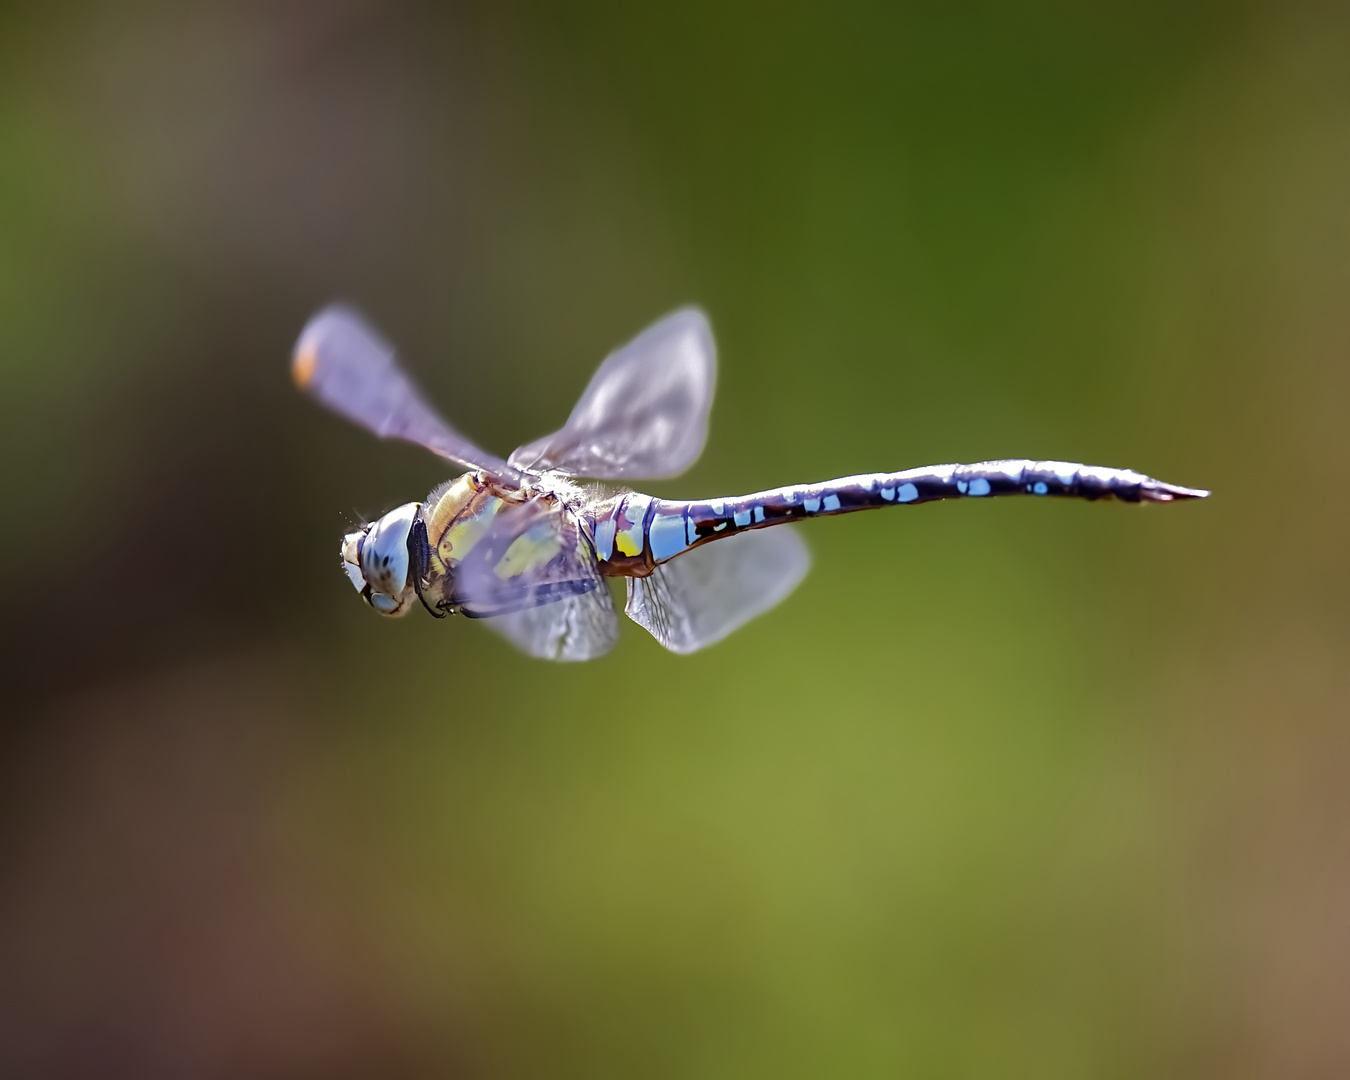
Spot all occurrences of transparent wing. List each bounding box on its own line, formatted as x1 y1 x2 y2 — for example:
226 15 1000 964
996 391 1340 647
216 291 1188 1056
625 527 810 654
484 593 618 663
443 498 618 662
508 308 716 480
292 305 521 481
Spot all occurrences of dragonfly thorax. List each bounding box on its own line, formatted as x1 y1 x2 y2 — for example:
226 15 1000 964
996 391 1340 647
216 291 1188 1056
341 501 421 617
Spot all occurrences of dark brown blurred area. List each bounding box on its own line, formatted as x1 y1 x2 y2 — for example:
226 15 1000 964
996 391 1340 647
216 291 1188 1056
3 1 464 706
2 1 1348 1076
0 656 453 1078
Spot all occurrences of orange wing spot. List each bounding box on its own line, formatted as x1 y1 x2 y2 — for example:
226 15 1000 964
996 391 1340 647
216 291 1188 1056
291 338 318 388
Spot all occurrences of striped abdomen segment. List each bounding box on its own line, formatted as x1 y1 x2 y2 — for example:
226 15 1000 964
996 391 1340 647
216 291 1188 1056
592 460 1207 575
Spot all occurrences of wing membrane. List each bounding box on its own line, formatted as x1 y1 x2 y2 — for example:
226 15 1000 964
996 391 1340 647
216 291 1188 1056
444 498 618 661
625 527 810 654
293 305 520 480
483 592 618 662
508 308 716 480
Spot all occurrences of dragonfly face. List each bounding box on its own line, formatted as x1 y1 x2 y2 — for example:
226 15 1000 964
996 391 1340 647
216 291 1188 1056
341 501 420 617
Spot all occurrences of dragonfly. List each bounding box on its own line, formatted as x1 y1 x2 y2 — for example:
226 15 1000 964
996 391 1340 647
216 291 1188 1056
292 305 1208 661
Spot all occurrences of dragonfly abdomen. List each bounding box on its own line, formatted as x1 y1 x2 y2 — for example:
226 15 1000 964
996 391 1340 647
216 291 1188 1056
593 460 1206 574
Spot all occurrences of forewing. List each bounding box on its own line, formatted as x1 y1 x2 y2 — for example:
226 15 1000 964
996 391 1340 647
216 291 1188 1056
625 527 810 654
484 593 618 662
448 499 618 661
508 308 716 480
293 305 519 479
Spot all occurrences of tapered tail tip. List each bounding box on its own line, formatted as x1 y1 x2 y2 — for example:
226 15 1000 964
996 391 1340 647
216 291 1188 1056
1140 479 1210 502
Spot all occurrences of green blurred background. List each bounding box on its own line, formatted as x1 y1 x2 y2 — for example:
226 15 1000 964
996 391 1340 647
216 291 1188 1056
1 1 1347 1076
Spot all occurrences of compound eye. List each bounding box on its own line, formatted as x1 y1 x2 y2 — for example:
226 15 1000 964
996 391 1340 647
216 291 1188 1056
360 504 417 596
369 591 409 616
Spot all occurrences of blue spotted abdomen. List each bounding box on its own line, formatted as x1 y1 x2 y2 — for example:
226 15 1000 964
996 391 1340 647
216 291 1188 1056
592 459 1207 575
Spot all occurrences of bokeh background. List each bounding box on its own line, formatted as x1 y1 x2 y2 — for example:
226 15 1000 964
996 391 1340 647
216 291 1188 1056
1 1 1347 1076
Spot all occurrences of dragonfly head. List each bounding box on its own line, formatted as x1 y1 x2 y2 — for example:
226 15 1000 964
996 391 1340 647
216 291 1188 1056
341 502 421 617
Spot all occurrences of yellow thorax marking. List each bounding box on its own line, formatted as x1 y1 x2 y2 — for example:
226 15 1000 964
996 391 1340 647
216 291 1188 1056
422 472 509 572
493 521 563 580
424 474 476 535
440 498 502 564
